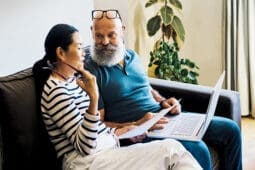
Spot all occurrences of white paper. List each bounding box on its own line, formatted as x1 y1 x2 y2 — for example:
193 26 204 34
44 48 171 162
118 105 176 139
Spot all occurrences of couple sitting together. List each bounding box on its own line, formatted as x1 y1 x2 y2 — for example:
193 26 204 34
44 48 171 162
33 9 242 170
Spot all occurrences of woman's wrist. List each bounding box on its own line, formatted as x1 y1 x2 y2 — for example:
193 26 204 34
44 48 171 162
88 93 99 101
114 127 122 136
86 109 99 116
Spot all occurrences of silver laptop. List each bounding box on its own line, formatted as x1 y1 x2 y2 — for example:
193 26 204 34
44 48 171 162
147 71 225 141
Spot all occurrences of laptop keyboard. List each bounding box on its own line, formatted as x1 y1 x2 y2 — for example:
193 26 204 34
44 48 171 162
171 115 202 135
165 114 205 136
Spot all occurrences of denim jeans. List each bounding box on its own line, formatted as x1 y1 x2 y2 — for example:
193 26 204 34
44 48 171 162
140 116 242 170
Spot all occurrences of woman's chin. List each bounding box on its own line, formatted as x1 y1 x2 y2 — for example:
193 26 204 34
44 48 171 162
77 62 84 70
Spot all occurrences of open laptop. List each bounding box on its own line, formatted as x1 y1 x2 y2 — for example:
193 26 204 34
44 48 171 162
147 71 225 141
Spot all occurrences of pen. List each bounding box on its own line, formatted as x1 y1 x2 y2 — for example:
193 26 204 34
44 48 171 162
172 98 182 108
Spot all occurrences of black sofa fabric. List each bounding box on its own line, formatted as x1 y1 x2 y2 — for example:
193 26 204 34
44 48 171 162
0 68 61 170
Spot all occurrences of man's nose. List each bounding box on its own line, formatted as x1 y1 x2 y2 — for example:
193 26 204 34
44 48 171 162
82 49 86 57
102 37 110 45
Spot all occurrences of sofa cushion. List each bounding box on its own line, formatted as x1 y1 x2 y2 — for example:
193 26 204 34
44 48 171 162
0 68 61 170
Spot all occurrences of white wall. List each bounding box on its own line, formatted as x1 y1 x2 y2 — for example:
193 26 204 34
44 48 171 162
180 0 224 86
0 0 93 76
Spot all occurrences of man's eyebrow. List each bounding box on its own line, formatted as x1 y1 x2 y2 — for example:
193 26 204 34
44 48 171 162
108 31 117 35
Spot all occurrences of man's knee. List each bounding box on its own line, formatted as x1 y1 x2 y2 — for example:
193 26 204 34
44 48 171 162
215 117 241 139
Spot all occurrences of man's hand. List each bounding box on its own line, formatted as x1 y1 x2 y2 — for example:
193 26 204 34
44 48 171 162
160 97 181 114
151 89 181 114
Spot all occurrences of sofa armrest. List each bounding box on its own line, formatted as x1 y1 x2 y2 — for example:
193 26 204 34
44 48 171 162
149 78 241 127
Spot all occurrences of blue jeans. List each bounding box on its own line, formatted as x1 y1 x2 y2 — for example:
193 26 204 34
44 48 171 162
142 116 242 170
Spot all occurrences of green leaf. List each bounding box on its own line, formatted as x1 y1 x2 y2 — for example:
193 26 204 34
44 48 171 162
188 71 196 80
180 58 185 64
147 15 161 36
145 0 158 8
160 6 173 25
150 55 154 62
181 69 188 76
158 68 164 78
149 51 153 57
188 61 195 68
169 0 182 10
155 66 159 76
153 60 160 65
171 16 185 42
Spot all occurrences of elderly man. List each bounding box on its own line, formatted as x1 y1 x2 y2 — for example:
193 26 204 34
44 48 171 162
85 9 242 170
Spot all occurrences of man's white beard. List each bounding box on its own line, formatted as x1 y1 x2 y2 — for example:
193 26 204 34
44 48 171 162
91 42 125 67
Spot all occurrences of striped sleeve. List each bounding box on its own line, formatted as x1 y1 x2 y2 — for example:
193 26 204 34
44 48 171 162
41 81 100 156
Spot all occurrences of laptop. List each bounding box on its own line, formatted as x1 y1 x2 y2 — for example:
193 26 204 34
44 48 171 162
147 71 225 141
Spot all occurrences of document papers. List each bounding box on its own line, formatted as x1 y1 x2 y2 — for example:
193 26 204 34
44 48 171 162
118 105 176 139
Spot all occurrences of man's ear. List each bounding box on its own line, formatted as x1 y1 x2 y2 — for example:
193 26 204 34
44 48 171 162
90 26 95 39
122 25 126 31
56 47 65 62
121 26 126 38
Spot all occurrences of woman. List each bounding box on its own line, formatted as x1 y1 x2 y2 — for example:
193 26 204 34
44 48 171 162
33 24 201 170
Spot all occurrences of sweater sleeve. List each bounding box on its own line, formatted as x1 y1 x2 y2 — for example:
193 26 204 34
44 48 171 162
41 83 103 156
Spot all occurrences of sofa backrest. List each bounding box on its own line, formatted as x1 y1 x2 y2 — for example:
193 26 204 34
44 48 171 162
0 68 61 170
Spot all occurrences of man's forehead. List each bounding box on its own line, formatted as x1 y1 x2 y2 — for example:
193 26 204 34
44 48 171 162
93 17 122 29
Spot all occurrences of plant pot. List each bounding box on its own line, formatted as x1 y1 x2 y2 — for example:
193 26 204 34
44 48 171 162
147 64 157 78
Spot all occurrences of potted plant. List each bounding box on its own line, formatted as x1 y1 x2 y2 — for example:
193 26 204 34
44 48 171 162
146 0 199 84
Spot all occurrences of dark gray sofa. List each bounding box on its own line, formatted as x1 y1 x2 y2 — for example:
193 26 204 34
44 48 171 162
0 68 241 170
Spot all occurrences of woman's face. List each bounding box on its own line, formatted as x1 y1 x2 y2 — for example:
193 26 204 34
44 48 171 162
62 32 85 70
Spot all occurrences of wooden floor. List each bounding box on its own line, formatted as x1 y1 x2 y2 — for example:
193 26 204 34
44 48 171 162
242 116 255 170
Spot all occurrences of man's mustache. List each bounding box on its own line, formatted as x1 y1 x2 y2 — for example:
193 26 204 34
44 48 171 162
95 44 118 51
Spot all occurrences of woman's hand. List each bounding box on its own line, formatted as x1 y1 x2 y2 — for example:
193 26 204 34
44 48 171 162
76 68 99 115
114 125 147 143
76 69 99 100
114 125 137 136
135 112 169 131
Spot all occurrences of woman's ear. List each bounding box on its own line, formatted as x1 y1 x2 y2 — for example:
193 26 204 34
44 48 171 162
56 47 65 62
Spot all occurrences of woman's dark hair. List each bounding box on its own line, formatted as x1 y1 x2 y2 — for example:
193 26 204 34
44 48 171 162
33 24 78 90
32 23 78 109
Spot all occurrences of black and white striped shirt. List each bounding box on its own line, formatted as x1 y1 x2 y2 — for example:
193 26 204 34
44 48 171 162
41 76 111 158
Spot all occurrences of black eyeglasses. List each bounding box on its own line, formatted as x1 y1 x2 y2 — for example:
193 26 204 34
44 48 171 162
92 9 122 21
